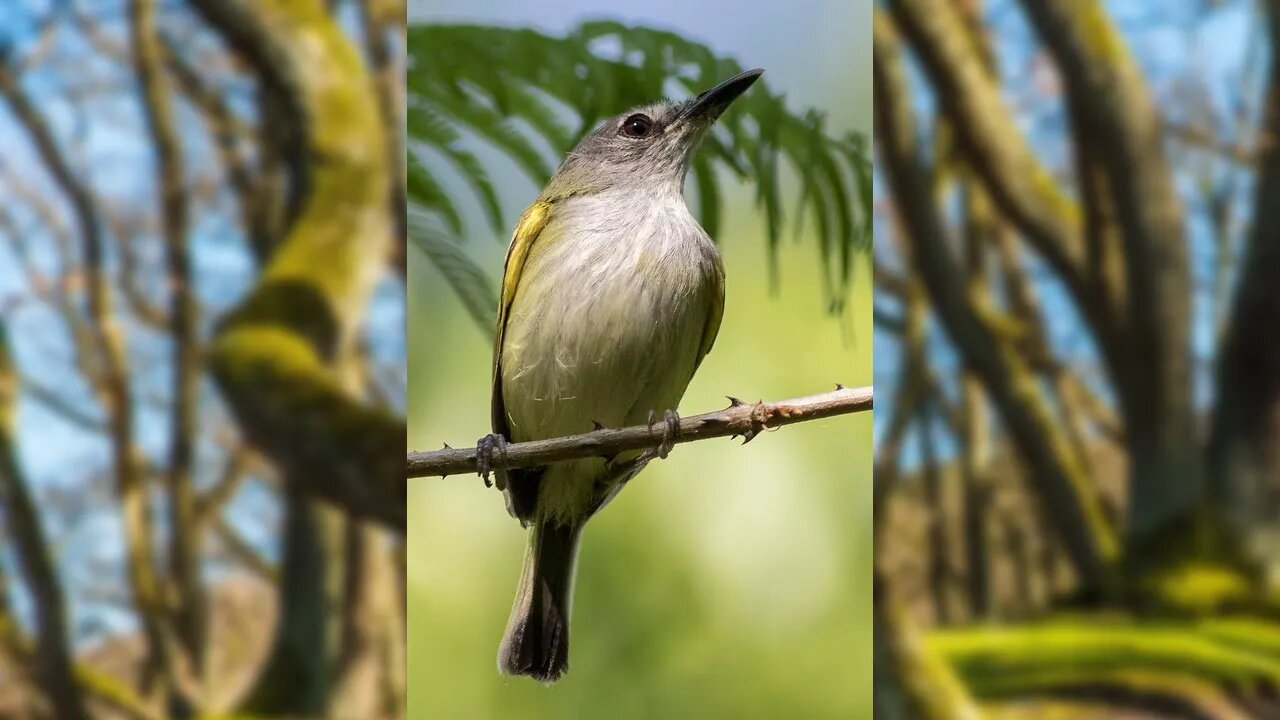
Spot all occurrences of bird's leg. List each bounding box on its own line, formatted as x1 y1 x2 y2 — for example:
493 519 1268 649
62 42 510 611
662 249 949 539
645 409 681 460
475 433 509 490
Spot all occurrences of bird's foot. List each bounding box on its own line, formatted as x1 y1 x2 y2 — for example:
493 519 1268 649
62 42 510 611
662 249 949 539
646 409 681 460
475 433 509 490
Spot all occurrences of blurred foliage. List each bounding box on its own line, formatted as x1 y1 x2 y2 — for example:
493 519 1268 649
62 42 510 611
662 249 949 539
407 20 872 321
1140 562 1256 616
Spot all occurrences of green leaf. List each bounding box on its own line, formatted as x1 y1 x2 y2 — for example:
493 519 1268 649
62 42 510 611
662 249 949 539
405 154 461 235
407 208 497 333
692 155 722 242
409 105 505 235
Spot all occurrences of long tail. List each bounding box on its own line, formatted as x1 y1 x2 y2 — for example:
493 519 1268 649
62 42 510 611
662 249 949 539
498 519 582 683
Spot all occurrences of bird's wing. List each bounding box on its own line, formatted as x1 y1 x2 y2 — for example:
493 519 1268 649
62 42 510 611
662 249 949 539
693 253 726 372
492 200 553 522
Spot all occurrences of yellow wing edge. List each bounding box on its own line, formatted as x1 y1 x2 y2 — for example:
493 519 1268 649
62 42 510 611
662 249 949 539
491 200 553 438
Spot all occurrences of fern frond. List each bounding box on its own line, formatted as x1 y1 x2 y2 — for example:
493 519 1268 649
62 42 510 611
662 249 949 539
407 207 497 332
409 21 871 315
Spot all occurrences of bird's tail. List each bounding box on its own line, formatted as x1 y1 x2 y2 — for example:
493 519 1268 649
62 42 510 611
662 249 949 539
498 519 582 683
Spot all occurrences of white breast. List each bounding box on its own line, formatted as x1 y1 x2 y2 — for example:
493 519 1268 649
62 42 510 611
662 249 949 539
501 187 722 443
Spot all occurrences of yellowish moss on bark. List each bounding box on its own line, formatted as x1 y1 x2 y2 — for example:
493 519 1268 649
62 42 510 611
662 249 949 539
207 0 401 527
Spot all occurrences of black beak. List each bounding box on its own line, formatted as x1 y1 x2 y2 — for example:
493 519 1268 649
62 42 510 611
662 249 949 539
674 68 764 125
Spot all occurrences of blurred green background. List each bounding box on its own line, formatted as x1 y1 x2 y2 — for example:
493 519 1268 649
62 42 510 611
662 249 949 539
406 1 872 717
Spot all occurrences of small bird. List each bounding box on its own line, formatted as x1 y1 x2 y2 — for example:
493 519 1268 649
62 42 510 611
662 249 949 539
479 68 763 683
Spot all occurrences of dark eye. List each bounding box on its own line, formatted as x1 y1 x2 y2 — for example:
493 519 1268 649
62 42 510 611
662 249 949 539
620 113 654 138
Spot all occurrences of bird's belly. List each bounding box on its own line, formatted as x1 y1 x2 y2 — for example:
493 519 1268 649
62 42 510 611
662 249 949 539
500 234 714 445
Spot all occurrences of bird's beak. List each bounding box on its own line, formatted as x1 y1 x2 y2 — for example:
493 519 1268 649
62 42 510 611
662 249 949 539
673 68 764 127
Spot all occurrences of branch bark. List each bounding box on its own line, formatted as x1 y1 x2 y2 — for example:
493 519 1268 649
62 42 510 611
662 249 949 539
407 385 873 479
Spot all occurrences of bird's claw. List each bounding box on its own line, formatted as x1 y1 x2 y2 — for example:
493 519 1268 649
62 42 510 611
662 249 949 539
647 409 680 460
476 433 509 490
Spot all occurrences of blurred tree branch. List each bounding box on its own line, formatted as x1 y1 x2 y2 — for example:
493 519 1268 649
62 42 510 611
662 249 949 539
358 0 407 271
0 1 409 715
1164 120 1265 165
876 0 1280 714
191 0 404 530
0 38 173 706
874 9 1119 594
189 1 406 716
870 197 981 718
129 0 205 706
1208 0 1280 526
1018 0 1200 553
884 0 1093 307
0 324 88 720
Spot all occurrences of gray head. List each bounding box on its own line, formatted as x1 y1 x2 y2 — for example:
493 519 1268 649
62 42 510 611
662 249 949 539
543 69 763 199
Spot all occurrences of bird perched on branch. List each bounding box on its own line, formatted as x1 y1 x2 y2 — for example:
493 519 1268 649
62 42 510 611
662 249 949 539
476 68 764 683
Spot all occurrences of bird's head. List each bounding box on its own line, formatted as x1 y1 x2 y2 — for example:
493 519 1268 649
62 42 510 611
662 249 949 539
546 68 763 198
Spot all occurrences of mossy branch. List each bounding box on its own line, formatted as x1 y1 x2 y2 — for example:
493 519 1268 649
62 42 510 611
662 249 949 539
930 616 1280 718
194 0 404 535
407 385 872 479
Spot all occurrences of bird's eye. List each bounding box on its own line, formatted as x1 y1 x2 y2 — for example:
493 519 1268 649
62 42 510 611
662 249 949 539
620 113 654 139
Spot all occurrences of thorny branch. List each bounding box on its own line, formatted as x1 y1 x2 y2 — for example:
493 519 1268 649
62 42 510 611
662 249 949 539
407 385 873 479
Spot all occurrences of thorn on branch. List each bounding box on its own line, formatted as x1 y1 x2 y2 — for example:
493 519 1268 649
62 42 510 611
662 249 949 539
740 401 770 444
727 395 745 407
591 420 604 430
836 383 846 390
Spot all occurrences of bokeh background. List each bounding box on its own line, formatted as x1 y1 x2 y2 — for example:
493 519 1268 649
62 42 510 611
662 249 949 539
873 1 1280 718
0 1 405 717
406 0 874 717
